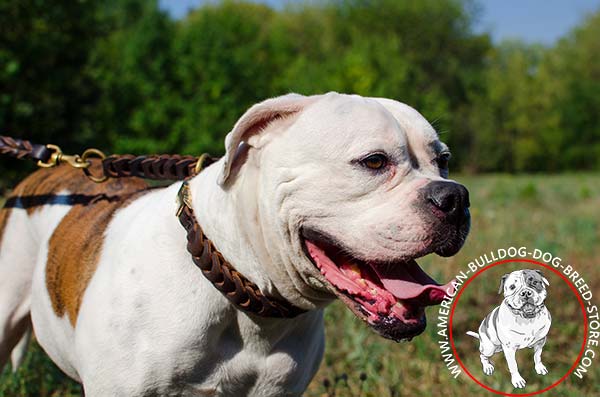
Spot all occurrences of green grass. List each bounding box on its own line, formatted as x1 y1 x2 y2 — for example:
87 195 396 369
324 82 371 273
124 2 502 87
2 173 600 396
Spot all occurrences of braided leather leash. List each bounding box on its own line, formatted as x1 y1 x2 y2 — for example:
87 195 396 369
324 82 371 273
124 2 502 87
0 135 218 182
101 153 219 181
0 136 53 163
0 135 306 318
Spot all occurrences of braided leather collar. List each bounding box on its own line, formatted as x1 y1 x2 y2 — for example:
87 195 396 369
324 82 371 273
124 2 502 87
176 181 306 318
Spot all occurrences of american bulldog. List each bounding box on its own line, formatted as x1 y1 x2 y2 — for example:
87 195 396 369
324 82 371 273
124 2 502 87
0 92 470 396
467 269 551 389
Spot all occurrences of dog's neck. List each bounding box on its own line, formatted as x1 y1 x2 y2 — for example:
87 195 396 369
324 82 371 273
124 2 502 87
186 160 319 311
186 162 273 292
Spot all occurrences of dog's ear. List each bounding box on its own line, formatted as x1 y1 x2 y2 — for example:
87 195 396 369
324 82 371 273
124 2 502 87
534 269 550 286
542 277 549 286
218 93 315 186
498 274 509 294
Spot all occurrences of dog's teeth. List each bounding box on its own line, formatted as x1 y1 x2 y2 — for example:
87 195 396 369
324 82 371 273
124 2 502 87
346 264 361 276
357 279 367 287
369 288 378 296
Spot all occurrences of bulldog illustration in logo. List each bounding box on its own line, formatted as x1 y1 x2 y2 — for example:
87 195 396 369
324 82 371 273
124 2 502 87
466 269 551 389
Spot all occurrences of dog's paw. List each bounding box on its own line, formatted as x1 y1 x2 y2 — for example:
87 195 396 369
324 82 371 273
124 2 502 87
482 362 495 375
535 363 548 375
511 374 527 389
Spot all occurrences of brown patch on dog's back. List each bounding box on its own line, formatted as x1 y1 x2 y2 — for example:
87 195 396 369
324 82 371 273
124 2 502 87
3 163 150 326
0 166 77 247
46 188 149 326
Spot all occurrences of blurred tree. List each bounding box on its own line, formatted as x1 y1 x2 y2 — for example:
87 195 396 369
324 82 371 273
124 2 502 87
170 1 277 155
88 0 179 154
0 0 598 182
549 11 600 170
465 8 600 173
467 42 546 172
0 0 105 187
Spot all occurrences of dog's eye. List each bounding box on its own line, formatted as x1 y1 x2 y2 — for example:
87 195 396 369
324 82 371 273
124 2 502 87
510 285 516 290
434 152 451 170
361 153 388 170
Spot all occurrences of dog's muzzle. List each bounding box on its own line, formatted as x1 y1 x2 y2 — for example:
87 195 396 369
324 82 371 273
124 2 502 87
421 181 471 257
508 286 545 318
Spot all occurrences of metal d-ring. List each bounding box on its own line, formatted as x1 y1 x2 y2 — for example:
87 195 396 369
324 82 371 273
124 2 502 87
81 148 108 183
194 153 210 174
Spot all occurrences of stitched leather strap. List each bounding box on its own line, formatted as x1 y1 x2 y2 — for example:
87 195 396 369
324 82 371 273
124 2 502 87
101 154 219 181
177 181 306 318
0 135 52 163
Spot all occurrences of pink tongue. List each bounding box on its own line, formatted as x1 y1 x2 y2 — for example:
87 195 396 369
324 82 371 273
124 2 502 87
372 260 454 306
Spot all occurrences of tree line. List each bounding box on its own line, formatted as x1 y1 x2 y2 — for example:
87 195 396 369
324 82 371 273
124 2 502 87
1 0 599 186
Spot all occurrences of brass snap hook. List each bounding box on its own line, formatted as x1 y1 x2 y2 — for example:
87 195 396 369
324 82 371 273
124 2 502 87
37 144 62 168
37 144 90 169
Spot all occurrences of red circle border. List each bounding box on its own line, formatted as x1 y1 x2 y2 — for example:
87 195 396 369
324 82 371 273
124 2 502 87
448 258 589 396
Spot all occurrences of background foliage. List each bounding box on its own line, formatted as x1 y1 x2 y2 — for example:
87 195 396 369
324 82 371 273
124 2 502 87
1 0 599 187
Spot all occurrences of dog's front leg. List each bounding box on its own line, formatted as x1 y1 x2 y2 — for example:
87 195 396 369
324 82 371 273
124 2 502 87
502 345 526 388
532 337 548 375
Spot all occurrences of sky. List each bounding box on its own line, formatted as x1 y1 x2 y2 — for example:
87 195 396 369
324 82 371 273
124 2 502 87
159 0 600 45
473 0 600 44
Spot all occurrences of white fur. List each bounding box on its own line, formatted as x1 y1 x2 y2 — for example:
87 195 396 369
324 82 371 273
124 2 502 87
0 208 37 372
30 196 81 379
0 92 455 396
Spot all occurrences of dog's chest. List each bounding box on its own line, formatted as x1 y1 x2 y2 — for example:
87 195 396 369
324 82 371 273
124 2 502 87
500 308 550 348
134 313 324 397
191 313 324 397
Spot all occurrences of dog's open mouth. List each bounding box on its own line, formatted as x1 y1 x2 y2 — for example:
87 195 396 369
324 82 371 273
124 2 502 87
522 303 536 314
517 301 541 318
302 231 455 342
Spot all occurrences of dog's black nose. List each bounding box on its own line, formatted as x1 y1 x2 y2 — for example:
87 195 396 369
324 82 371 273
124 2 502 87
424 181 470 224
520 289 533 298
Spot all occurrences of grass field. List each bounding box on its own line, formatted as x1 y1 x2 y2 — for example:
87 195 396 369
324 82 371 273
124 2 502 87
1 173 599 396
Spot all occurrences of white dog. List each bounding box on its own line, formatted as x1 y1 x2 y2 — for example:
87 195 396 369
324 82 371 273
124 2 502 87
467 269 551 389
0 92 470 396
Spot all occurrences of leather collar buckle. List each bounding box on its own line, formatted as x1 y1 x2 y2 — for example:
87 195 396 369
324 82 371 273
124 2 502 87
176 181 193 217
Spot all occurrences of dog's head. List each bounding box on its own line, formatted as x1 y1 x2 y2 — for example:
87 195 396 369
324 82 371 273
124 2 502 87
499 269 549 318
218 92 470 341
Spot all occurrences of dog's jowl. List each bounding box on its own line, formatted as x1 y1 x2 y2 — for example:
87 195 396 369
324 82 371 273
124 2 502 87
0 93 469 396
